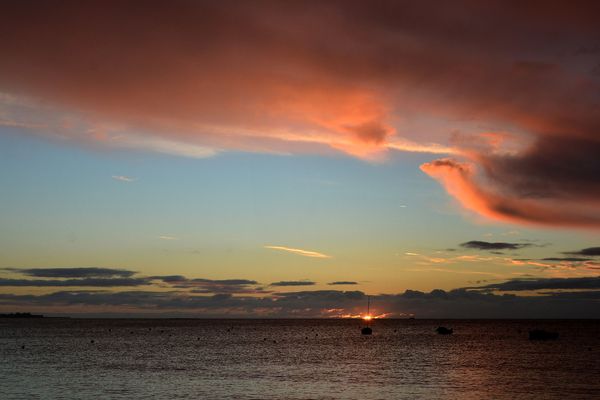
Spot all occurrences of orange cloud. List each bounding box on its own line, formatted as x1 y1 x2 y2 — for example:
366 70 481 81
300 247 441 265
1 1 599 227
421 158 600 228
264 245 331 259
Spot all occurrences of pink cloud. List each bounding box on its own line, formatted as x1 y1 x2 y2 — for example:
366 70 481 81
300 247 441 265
1 1 599 227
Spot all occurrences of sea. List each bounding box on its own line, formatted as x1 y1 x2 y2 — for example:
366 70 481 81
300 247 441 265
1 319 599 399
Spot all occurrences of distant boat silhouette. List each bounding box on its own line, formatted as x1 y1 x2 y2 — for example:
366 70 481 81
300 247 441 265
436 326 453 335
529 329 559 340
361 296 373 335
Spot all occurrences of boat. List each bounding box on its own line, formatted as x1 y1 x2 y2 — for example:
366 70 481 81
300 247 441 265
435 326 453 335
361 296 373 335
529 329 559 340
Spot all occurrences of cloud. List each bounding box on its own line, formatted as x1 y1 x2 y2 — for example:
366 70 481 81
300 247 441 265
0 278 149 287
563 247 600 257
1 1 600 226
270 280 316 287
460 241 531 251
3 285 600 318
264 245 331 259
537 290 600 299
0 269 266 293
158 235 178 240
0 1 458 160
111 175 135 182
149 276 264 294
112 135 217 159
421 140 600 229
4 267 136 278
328 281 358 285
467 276 600 291
542 257 591 262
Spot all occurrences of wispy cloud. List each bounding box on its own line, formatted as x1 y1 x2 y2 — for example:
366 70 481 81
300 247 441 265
270 280 316 287
111 175 135 182
149 276 266 294
406 267 502 277
158 235 178 241
386 139 457 155
0 277 149 287
112 134 217 159
264 245 331 259
467 276 600 291
3 267 136 278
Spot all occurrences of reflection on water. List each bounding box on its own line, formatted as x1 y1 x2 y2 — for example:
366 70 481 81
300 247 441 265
1 319 599 399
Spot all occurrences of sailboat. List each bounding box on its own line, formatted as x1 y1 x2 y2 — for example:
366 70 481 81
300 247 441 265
361 296 373 335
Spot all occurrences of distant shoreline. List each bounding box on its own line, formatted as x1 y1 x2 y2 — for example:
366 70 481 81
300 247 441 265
0 312 44 318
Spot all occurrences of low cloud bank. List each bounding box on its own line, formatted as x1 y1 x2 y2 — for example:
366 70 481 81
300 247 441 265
1 273 600 318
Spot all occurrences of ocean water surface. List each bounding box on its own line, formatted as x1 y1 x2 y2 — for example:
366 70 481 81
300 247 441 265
1 319 599 399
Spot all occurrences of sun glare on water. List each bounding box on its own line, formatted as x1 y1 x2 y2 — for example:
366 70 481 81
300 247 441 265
362 315 372 321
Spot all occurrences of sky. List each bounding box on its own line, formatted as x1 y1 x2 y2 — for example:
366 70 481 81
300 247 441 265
0 0 599 318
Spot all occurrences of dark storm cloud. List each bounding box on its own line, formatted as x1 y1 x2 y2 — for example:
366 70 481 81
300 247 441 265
563 247 600 256
1 1 600 227
0 278 149 287
541 257 591 262
270 281 316 287
4 267 136 278
467 276 600 291
327 281 358 285
460 241 531 251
